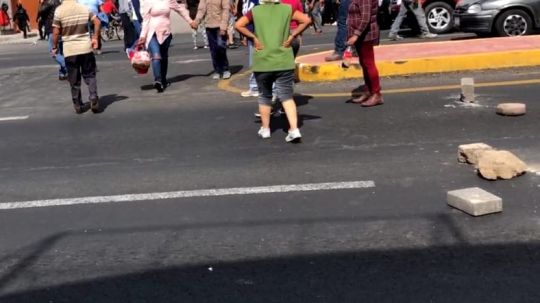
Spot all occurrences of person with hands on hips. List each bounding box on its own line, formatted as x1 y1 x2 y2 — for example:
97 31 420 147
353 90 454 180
235 0 311 143
191 0 232 80
347 0 383 107
137 0 193 93
52 0 102 114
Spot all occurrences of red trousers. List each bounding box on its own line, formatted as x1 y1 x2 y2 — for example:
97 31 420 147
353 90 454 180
354 40 381 94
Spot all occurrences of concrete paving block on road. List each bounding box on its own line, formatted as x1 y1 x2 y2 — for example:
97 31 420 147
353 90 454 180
447 187 502 217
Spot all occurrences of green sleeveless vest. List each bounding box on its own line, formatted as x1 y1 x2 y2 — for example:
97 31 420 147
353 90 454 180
252 3 295 72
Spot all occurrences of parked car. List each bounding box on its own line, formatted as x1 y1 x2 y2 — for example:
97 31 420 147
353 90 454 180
454 0 540 37
378 0 460 34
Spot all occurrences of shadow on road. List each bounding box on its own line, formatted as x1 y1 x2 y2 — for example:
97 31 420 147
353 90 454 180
0 213 540 302
94 94 129 113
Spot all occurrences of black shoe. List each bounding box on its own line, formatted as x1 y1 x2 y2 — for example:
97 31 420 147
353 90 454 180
73 102 90 114
154 81 164 93
90 98 100 113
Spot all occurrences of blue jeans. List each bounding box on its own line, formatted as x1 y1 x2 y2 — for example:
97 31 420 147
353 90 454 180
48 35 67 76
206 27 229 74
147 34 172 83
334 0 349 55
247 40 257 92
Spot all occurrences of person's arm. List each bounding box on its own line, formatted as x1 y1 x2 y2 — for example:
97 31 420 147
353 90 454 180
284 9 310 47
51 10 61 55
346 0 370 45
137 2 151 45
234 13 262 50
193 0 207 27
219 0 230 35
170 0 193 23
90 13 101 48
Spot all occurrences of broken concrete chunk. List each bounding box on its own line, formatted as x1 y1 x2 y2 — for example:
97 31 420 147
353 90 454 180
458 143 493 164
476 150 527 180
460 78 475 103
447 187 502 216
496 103 526 116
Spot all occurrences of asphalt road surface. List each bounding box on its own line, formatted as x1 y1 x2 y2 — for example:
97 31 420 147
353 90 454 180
0 28 539 302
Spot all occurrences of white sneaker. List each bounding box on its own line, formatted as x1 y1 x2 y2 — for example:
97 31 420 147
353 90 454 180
222 71 231 79
241 90 259 97
419 33 438 39
204 45 209 49
285 128 302 143
212 73 221 80
193 46 199 50
258 127 271 139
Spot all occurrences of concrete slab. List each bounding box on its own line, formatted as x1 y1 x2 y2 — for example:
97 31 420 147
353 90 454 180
447 187 502 217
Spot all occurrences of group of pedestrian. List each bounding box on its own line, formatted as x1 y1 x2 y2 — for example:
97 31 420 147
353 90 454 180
47 0 438 143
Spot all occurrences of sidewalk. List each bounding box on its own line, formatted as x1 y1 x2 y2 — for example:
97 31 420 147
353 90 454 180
0 30 39 44
296 36 540 82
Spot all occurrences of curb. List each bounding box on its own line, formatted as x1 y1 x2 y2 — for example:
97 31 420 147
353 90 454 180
296 49 540 82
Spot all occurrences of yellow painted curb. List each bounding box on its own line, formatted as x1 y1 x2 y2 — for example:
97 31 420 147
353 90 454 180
297 49 540 82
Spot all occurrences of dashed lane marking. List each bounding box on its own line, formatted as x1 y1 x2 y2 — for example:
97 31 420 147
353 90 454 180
0 115 29 122
0 181 376 210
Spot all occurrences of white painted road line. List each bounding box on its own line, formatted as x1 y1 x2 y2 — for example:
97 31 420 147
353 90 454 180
0 116 29 122
0 181 375 210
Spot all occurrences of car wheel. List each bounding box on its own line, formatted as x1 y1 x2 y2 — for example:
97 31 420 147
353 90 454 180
425 2 454 34
495 9 533 37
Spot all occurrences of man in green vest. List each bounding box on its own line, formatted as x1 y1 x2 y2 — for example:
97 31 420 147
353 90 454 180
235 0 310 143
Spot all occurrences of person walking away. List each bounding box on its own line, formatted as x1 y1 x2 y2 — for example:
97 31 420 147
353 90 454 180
347 0 382 107
138 0 193 92
52 0 101 114
235 0 310 142
388 0 437 40
306 0 321 34
192 0 232 80
78 0 104 54
37 0 47 39
13 1 29 38
324 0 348 61
186 0 208 49
39 0 68 80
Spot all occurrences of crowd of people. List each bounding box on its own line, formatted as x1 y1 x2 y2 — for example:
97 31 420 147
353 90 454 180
45 0 437 142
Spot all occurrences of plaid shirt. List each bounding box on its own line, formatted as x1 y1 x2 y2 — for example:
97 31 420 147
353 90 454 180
347 0 379 43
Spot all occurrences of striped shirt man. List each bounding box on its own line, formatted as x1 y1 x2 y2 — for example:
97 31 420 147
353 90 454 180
53 0 96 57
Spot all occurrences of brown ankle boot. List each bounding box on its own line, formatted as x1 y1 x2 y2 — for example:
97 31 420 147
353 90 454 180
361 93 384 107
351 92 371 104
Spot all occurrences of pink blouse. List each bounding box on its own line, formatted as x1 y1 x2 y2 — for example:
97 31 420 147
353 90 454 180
141 0 193 48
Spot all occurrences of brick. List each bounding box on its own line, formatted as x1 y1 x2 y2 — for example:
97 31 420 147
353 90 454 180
458 143 493 164
496 103 526 116
447 187 502 216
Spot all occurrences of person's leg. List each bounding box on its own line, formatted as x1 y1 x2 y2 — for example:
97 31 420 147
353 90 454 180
191 28 198 48
291 35 300 58
334 0 348 55
38 20 44 39
80 52 99 110
275 70 298 131
206 28 220 76
389 2 408 37
244 40 258 94
313 5 323 32
120 13 135 50
159 34 172 85
411 3 431 35
147 35 164 91
358 41 382 106
48 35 67 78
199 23 208 47
65 55 83 108
22 23 27 38
216 31 230 74
254 72 274 135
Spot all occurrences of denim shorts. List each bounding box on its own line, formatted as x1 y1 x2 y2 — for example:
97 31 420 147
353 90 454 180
254 70 295 105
